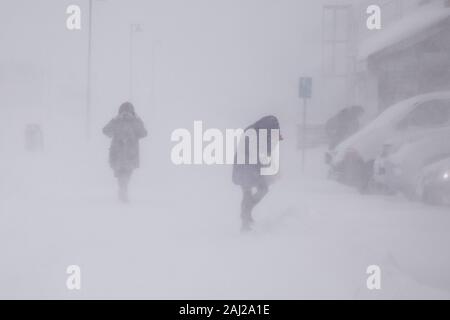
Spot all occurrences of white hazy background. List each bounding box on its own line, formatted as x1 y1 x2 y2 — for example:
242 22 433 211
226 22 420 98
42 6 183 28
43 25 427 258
1 0 450 299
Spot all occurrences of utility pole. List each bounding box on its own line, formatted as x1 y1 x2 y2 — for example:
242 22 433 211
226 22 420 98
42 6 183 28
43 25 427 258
302 97 307 172
86 0 93 140
299 77 312 172
151 40 162 111
85 0 107 139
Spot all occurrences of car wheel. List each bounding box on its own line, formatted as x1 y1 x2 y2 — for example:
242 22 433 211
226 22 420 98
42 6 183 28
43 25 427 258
345 159 373 193
342 158 362 186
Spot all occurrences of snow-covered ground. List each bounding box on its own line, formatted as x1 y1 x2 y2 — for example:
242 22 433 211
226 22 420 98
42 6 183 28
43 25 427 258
1 141 450 300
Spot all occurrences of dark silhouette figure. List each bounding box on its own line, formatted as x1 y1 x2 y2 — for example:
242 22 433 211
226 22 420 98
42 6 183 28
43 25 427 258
103 102 147 202
25 123 44 152
325 105 364 150
232 115 283 232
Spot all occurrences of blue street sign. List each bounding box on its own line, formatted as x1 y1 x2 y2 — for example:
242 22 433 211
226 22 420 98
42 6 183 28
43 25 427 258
299 77 312 99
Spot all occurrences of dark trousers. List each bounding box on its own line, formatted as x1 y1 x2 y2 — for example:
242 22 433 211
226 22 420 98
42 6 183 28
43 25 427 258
241 181 268 230
115 168 133 202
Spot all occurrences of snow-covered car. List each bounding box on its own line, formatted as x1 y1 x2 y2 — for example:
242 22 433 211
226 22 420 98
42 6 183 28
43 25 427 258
373 128 450 198
327 91 450 190
416 157 450 206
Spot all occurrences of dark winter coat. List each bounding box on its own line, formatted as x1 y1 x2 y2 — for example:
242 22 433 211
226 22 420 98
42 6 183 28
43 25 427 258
103 112 147 174
232 115 281 188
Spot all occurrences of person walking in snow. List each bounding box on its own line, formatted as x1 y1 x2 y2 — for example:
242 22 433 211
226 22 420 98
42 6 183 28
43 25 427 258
103 102 147 203
232 115 283 232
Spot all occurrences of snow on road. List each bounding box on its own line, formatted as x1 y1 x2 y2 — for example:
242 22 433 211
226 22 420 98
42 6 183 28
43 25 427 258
1 142 450 299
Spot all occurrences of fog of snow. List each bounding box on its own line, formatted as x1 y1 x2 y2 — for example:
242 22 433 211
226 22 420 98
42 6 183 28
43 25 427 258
1 0 450 299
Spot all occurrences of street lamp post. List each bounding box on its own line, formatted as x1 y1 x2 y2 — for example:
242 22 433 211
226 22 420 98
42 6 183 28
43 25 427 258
151 40 162 111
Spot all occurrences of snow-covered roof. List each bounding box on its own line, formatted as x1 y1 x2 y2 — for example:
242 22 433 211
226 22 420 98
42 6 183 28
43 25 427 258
358 3 450 61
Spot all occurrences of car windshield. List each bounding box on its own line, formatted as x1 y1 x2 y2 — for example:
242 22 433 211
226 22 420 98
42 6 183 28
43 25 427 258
405 99 450 128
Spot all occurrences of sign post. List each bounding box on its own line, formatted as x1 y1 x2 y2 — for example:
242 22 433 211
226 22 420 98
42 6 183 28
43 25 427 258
299 77 312 172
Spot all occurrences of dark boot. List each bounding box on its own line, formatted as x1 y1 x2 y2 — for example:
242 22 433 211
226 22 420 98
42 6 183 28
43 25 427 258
240 189 254 232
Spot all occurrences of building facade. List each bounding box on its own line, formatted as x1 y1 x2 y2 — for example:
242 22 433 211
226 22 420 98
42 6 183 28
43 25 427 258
321 0 450 116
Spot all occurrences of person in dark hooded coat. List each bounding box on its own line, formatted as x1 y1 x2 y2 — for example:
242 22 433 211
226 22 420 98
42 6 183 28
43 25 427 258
103 102 147 202
232 115 283 231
